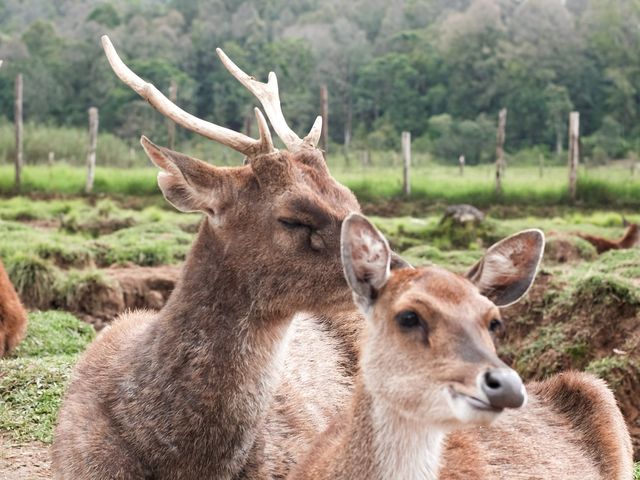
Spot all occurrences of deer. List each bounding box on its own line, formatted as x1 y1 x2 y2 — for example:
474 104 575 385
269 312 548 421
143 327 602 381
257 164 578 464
577 220 640 254
289 213 634 480
51 36 408 479
0 257 27 357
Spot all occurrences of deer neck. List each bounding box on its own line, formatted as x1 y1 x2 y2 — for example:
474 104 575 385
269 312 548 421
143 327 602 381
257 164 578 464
338 380 446 480
146 219 295 471
164 219 291 332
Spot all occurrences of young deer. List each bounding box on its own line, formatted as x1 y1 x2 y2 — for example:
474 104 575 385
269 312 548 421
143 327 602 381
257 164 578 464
0 258 27 357
290 214 633 480
52 37 372 479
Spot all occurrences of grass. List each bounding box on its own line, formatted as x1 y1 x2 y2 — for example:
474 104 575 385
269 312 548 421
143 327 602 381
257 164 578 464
0 311 94 443
3 162 640 207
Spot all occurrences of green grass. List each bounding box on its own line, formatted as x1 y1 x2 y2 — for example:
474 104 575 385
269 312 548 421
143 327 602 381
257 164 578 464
13 311 95 358
635 462 640 479
3 163 640 207
0 311 94 443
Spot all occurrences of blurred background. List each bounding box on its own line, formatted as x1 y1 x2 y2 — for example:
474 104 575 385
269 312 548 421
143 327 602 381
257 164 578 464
0 0 637 204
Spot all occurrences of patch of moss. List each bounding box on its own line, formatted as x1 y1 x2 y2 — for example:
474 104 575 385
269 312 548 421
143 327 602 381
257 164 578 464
0 355 76 443
401 244 480 271
0 311 93 444
12 311 95 358
585 356 640 390
5 254 59 309
35 241 94 269
91 223 193 266
514 324 567 377
56 269 119 312
573 275 640 306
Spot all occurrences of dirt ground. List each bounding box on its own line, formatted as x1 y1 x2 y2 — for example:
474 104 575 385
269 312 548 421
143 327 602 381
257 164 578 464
0 435 50 480
69 264 181 330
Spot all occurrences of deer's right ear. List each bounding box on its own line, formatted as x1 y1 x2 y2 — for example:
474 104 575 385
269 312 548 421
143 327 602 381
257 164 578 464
341 213 391 310
141 136 236 218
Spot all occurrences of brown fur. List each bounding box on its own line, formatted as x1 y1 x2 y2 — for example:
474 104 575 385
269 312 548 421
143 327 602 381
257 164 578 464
0 257 27 357
52 145 364 479
441 373 633 479
578 223 640 254
292 219 633 480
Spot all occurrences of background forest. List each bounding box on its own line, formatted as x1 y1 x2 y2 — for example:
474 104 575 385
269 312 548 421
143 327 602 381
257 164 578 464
0 0 638 168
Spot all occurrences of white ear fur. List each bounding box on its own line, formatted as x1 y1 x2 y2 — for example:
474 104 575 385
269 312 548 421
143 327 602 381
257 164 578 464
341 213 392 310
467 229 545 307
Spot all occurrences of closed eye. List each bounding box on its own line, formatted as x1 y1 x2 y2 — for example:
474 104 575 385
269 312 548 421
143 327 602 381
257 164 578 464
278 218 313 230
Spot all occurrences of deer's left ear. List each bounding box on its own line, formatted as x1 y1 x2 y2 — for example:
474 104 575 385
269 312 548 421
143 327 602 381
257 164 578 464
141 136 239 219
466 229 545 307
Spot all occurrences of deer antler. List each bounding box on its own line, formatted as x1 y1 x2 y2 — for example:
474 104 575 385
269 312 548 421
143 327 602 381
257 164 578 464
101 35 274 158
216 48 322 152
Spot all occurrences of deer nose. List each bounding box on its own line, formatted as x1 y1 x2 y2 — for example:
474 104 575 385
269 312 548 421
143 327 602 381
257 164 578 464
481 368 526 409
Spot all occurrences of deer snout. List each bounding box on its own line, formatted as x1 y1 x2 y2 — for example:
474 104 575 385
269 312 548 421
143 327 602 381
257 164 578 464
481 368 526 409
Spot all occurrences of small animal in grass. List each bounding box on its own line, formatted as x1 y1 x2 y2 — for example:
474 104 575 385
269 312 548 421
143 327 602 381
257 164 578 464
290 213 633 480
578 218 640 254
0 258 27 357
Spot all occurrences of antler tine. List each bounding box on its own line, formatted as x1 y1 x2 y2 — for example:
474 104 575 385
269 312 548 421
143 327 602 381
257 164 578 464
303 115 322 148
254 107 273 154
216 48 319 153
101 36 274 158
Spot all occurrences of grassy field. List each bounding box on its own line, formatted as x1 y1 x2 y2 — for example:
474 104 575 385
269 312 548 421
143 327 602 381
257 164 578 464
2 162 640 207
1 195 639 473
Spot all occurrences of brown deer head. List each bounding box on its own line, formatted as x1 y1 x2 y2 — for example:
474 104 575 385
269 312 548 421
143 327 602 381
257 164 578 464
341 213 545 427
102 36 362 317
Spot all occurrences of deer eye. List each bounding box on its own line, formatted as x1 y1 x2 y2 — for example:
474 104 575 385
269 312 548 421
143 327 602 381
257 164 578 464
278 218 312 230
489 318 503 333
396 310 421 329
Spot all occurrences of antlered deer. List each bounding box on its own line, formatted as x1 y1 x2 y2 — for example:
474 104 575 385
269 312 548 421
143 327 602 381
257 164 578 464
0 257 27 357
52 36 393 479
290 214 633 480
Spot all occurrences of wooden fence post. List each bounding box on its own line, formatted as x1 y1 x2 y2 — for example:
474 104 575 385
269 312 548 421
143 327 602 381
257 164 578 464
320 84 329 155
15 73 23 191
568 111 580 202
495 108 507 195
538 153 544 178
167 80 177 150
402 131 411 197
459 155 465 176
362 150 370 168
85 107 99 194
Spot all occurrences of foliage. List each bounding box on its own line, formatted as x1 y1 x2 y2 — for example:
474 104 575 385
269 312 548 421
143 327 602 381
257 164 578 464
0 0 638 160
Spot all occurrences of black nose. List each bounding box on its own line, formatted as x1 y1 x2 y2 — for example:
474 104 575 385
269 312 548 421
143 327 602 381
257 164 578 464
481 368 526 409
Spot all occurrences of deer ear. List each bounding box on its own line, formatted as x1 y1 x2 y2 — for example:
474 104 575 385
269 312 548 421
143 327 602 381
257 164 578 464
341 213 391 310
390 251 413 271
141 136 235 217
467 229 545 307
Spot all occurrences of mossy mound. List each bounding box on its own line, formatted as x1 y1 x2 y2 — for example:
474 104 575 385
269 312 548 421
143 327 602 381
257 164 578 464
5 254 58 309
544 233 597 263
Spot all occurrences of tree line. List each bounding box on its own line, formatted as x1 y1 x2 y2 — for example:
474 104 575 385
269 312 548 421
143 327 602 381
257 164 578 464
0 0 637 165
